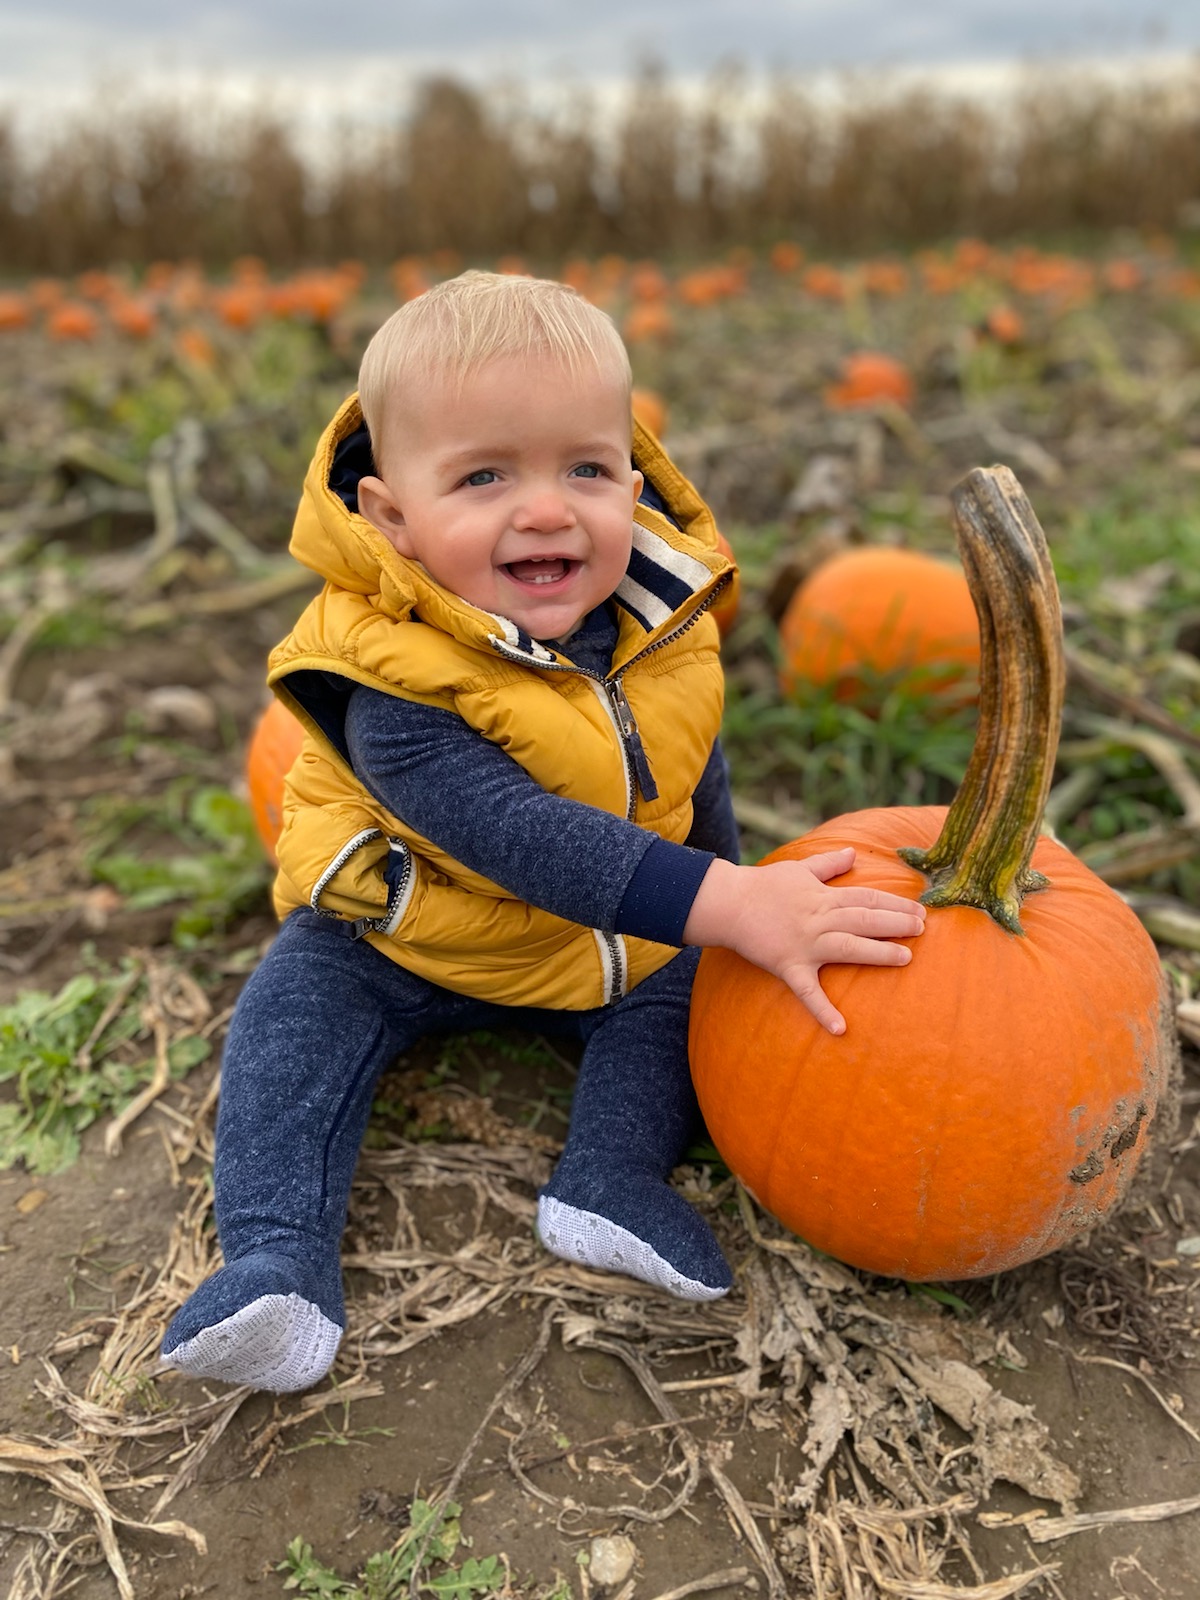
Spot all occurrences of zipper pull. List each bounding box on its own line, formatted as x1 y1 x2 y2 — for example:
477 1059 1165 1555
608 679 659 802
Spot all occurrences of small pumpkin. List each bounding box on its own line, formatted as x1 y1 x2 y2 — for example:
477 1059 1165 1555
824 352 913 410
622 302 674 344
711 532 740 641
631 387 667 439
778 545 980 705
245 698 305 861
690 467 1178 1281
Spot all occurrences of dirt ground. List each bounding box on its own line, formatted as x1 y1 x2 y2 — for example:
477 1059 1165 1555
2 604 1200 1600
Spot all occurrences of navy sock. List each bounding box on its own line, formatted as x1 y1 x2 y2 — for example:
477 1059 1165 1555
160 915 455 1390
537 948 732 1298
161 1247 346 1392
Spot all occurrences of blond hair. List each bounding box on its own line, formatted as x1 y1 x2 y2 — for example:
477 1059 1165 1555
358 271 631 467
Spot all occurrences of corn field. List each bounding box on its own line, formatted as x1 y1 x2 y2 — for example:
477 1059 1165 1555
3 62 1200 272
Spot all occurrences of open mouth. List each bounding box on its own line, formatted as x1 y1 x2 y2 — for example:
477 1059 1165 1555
503 557 577 587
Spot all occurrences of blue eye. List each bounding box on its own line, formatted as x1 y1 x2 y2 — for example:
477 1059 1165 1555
464 469 497 487
572 463 602 479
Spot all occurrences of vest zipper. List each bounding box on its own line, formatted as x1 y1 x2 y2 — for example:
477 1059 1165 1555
486 570 731 1007
487 570 731 816
311 830 415 940
585 679 637 821
593 928 628 1004
598 571 731 809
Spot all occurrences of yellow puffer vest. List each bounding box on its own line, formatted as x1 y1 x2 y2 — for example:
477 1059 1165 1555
267 393 735 1010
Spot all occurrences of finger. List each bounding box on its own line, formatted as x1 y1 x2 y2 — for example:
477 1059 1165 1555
829 886 928 916
793 979 851 1030
801 848 856 883
823 909 926 939
816 934 916 967
784 974 846 1036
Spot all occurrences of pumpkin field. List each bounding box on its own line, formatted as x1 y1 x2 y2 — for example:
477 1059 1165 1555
1 235 1200 1600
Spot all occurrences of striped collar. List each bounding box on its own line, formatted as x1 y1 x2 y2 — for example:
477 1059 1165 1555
484 514 717 666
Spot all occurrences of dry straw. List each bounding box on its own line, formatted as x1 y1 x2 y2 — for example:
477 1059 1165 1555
4 1041 1199 1595
0 1070 1084 1600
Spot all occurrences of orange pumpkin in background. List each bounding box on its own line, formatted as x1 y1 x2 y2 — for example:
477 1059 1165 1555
711 532 740 640
0 293 31 331
631 386 667 437
246 699 304 861
824 352 914 410
623 303 674 344
778 545 980 705
690 468 1178 1282
47 302 100 341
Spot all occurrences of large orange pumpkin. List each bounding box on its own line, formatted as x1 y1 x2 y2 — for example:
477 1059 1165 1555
690 467 1177 1282
778 546 980 703
245 699 304 861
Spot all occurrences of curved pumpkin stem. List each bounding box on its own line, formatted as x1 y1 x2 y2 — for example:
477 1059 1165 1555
898 465 1065 933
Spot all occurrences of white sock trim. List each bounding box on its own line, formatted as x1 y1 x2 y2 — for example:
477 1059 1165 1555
162 1292 342 1393
537 1195 729 1301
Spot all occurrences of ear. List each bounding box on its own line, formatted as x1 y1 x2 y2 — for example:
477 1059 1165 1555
357 475 415 557
630 468 645 509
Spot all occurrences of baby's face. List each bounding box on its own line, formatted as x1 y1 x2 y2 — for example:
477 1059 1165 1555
362 355 643 642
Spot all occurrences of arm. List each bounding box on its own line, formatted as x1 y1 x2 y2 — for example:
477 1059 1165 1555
347 687 926 1032
344 684 714 941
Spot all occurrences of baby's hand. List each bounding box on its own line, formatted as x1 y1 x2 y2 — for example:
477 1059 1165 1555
684 847 926 1035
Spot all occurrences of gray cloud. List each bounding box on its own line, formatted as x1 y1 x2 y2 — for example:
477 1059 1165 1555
0 0 1196 96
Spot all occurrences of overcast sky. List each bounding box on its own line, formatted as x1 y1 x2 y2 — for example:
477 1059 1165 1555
1 0 1197 117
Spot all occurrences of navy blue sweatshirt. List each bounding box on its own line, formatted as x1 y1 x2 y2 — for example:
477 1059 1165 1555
343 601 739 948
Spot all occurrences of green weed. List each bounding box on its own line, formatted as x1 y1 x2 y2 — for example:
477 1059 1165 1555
0 956 211 1174
1054 494 1200 623
436 1030 565 1078
723 678 976 840
83 778 272 944
907 1282 975 1318
279 1499 506 1600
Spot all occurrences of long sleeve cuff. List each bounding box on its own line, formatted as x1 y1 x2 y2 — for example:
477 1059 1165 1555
613 835 715 947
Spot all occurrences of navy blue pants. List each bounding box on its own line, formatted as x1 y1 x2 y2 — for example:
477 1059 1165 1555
211 909 704 1314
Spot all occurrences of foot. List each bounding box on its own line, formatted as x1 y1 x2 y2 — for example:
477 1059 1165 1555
537 1176 732 1301
161 1249 343 1392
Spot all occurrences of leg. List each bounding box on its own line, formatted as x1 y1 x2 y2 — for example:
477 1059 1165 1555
161 911 489 1391
537 947 732 1300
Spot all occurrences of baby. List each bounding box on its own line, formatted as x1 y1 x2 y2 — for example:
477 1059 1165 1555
161 271 925 1392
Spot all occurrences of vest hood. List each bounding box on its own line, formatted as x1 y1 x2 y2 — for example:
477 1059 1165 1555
287 392 734 667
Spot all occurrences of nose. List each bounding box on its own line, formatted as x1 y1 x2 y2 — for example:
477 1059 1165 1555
512 482 576 534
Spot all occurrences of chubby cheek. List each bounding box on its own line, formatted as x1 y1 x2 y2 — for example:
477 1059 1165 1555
449 559 502 604
600 528 634 582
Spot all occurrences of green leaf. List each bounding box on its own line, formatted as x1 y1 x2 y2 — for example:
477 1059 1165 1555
425 1556 506 1598
1 1121 80 1177
908 1282 975 1317
167 1036 212 1074
0 958 213 1173
189 785 259 847
277 1537 358 1597
402 1499 461 1566
276 1497 506 1600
